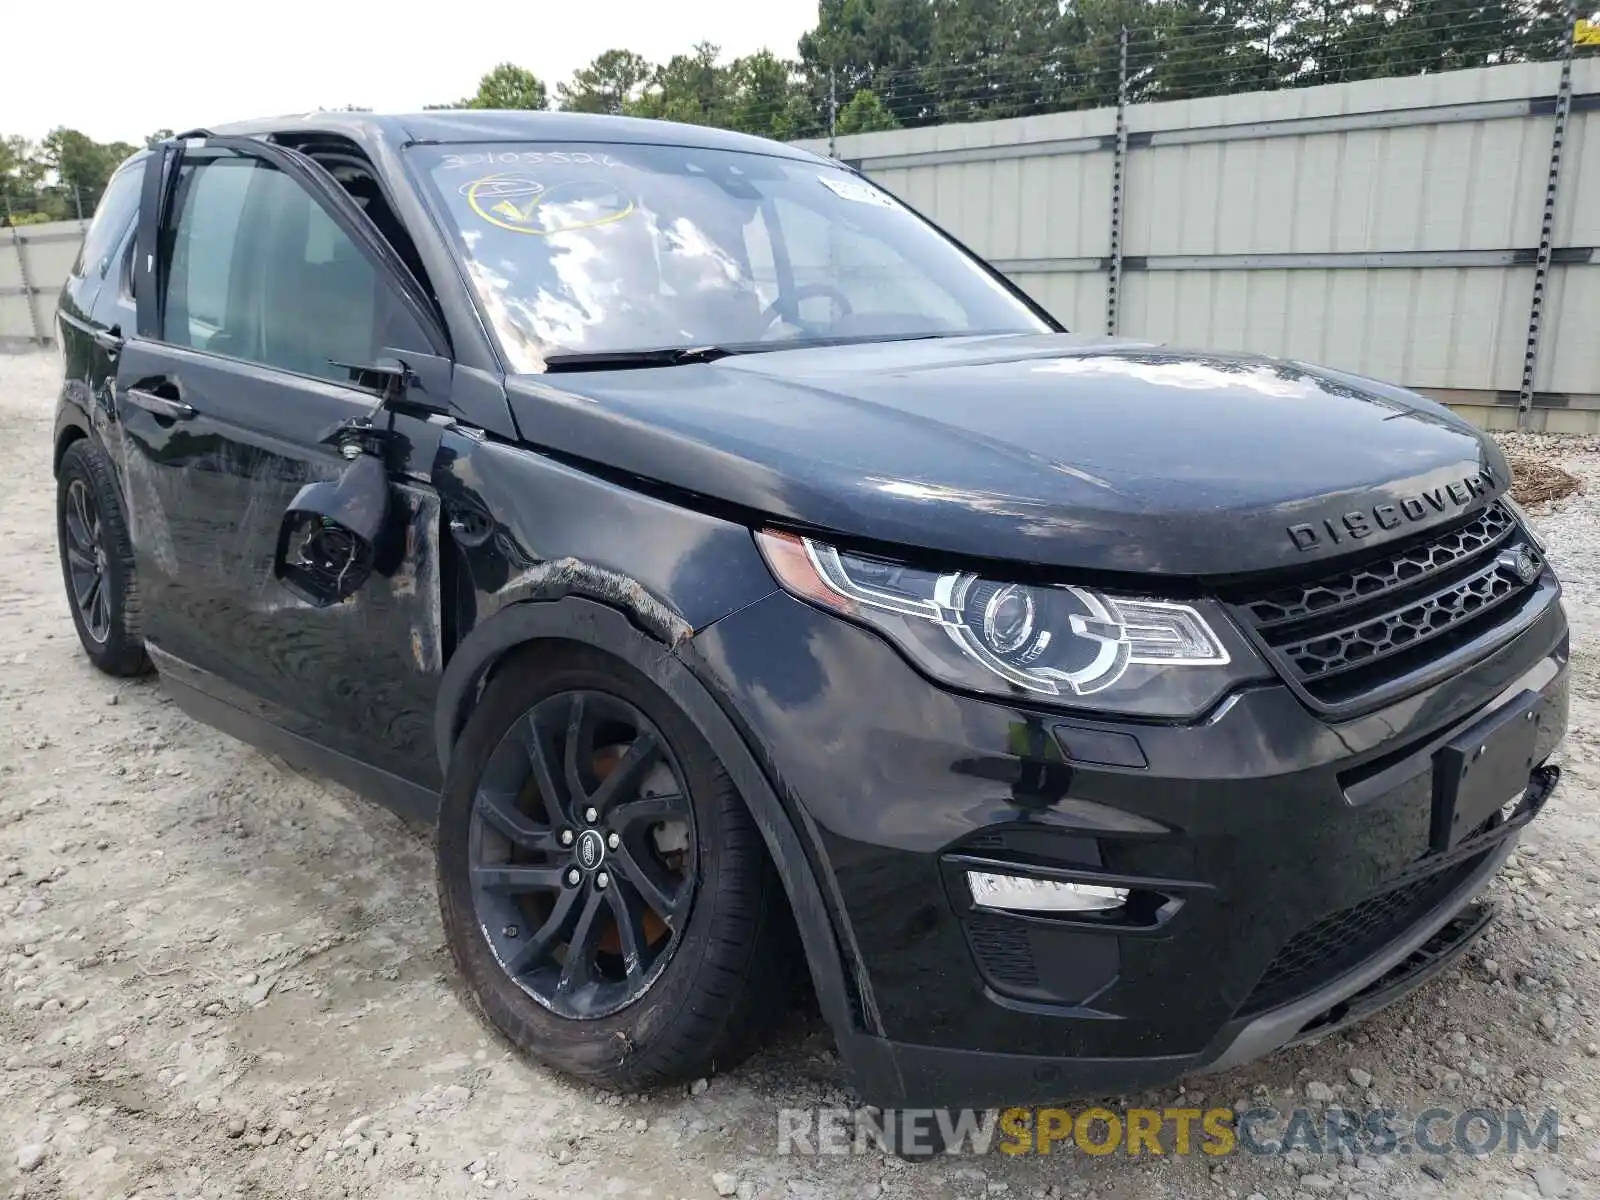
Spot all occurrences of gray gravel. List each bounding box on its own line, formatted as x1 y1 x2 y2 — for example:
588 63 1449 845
2 350 1598 1199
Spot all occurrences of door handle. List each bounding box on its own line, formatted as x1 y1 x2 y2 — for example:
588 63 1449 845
92 326 124 361
126 386 195 420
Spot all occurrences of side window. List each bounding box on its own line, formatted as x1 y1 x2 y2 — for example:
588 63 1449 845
70 160 143 280
163 157 255 343
161 152 429 384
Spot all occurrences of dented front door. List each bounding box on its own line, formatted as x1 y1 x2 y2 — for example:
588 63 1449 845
114 343 447 787
116 138 451 789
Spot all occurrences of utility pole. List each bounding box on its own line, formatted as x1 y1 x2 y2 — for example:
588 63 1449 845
3 190 46 345
1517 3 1579 428
1106 25 1129 337
828 67 839 159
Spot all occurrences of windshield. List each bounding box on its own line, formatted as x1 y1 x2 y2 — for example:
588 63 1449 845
412 142 1051 370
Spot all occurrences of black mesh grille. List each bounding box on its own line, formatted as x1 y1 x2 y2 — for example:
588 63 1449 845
967 915 1039 988
1242 853 1488 1013
1245 504 1516 628
1277 557 1524 677
1231 503 1543 710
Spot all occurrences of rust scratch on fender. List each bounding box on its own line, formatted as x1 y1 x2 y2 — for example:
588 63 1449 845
498 559 693 647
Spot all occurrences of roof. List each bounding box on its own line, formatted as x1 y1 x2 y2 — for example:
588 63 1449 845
208 109 829 163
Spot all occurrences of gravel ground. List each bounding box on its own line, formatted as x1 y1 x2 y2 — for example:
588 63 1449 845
3 349 1599 1200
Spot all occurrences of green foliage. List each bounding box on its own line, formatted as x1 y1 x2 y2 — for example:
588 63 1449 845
557 50 655 114
43 128 137 200
440 62 549 111
836 88 901 133
3 129 134 223
799 0 938 125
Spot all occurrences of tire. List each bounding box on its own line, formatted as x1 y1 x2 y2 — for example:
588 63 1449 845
56 439 152 677
437 642 795 1089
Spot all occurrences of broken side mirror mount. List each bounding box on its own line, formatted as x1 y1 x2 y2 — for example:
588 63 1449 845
273 453 390 607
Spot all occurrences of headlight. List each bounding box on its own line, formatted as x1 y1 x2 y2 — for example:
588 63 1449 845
757 530 1264 718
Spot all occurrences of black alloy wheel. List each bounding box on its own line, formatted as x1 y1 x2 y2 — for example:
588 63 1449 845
56 440 150 677
62 477 112 644
469 689 697 1020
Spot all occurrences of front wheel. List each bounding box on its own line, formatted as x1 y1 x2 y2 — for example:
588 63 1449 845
436 643 795 1089
55 439 151 677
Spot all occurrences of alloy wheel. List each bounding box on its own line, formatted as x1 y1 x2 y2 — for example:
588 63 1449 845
468 689 698 1020
62 478 111 644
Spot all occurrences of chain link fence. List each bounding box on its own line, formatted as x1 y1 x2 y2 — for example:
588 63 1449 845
1 184 100 229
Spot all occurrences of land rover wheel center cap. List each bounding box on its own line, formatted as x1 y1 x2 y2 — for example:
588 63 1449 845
576 829 606 871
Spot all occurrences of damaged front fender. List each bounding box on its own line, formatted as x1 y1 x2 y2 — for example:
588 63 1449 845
431 427 778 736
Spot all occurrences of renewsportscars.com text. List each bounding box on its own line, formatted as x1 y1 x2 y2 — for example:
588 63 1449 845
775 1105 1561 1158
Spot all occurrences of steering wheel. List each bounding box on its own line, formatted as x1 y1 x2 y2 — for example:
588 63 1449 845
762 284 855 336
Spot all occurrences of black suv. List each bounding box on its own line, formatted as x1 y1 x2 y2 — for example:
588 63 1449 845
53 112 1566 1111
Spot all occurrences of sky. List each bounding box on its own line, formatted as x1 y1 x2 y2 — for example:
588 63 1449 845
1 0 819 144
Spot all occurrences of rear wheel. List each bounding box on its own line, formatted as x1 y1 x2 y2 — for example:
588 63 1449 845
437 643 794 1088
55 440 151 677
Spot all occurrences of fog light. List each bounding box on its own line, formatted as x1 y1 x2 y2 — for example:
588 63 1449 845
966 871 1129 913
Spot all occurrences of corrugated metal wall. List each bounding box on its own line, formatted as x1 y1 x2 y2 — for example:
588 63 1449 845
799 59 1599 432
1 219 83 349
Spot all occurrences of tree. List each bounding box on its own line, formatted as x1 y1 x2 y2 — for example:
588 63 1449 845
144 128 174 149
1367 0 1538 79
557 49 655 114
628 42 733 125
0 135 39 190
799 0 938 126
923 0 1073 122
724 50 818 139
41 128 137 208
836 87 900 133
448 63 549 111
1156 0 1285 99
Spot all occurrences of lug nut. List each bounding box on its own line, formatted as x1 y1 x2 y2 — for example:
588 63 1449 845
566 867 581 886
596 871 610 890
503 925 519 938
559 829 575 847
607 832 620 850
584 806 599 823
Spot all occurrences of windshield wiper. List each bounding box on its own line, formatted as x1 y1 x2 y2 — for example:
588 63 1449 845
543 345 749 372
541 331 1022 373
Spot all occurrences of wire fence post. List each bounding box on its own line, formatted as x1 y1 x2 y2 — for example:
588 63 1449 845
3 189 48 346
1517 6 1578 429
1105 24 1129 337
828 68 838 159
73 185 85 225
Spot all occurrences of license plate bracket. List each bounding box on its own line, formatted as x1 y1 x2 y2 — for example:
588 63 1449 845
1431 690 1543 851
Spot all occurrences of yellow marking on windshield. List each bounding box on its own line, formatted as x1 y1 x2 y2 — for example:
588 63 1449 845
465 174 636 236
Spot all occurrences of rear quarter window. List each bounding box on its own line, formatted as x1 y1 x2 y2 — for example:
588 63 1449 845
71 159 144 281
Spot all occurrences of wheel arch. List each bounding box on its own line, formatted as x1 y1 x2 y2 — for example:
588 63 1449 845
53 416 90 477
434 595 874 1070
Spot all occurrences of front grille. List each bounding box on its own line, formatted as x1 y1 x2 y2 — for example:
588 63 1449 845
1290 903 1495 1043
1231 502 1544 711
1241 852 1489 1013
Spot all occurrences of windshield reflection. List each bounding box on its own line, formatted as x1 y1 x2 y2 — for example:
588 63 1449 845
415 141 1048 370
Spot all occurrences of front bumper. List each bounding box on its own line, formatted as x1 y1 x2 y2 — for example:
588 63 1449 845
687 580 1568 1108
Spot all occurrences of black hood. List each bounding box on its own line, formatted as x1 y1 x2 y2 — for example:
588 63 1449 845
503 333 1508 578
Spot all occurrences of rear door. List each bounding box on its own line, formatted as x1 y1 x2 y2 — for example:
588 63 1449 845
115 136 453 792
